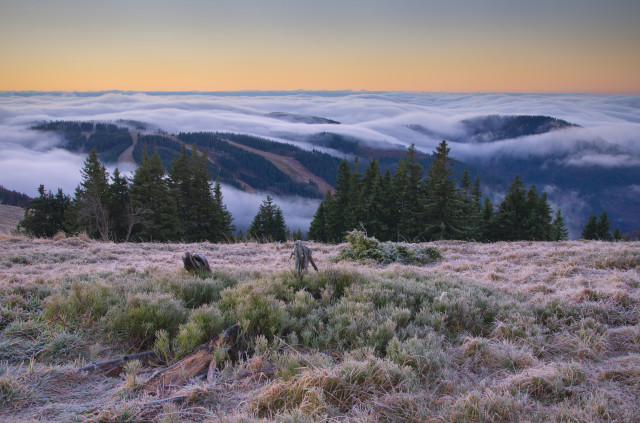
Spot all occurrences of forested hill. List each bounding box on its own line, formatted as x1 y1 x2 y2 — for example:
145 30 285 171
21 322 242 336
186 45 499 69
32 122 344 199
31 121 469 200
0 186 31 207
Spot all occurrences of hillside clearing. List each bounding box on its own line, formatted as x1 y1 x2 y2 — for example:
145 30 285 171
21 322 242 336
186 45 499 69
0 205 23 235
0 235 638 422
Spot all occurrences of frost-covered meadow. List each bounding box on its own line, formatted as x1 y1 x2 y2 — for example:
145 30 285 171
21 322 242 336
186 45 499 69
1 234 639 421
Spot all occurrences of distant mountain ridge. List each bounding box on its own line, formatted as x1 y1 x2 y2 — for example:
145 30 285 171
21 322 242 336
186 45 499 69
29 114 640 235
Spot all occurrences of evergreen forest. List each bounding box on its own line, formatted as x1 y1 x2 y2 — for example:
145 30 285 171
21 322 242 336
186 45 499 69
308 141 569 243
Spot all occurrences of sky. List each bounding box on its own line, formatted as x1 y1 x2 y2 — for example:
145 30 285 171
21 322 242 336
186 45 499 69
1 0 639 93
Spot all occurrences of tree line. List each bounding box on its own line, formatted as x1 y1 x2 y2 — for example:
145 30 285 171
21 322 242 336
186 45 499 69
308 141 569 243
19 145 235 242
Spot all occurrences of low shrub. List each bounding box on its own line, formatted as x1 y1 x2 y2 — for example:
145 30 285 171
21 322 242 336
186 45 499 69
339 230 441 265
41 283 121 327
103 292 188 349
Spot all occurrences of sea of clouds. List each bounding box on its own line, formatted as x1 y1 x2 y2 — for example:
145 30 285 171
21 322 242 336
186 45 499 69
1 91 638 232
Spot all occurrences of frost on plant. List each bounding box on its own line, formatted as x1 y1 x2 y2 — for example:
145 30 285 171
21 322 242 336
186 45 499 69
339 230 441 265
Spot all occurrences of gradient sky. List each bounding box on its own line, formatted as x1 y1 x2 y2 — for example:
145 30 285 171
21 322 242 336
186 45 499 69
1 0 639 93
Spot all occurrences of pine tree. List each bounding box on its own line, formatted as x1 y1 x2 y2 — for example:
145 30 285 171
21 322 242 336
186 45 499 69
129 149 179 241
581 214 598 240
212 178 236 241
459 170 482 240
108 168 131 242
247 195 287 242
613 227 623 241
423 140 463 240
596 211 612 241
308 192 330 242
76 148 111 240
18 185 70 237
550 209 569 241
480 197 495 241
494 175 528 240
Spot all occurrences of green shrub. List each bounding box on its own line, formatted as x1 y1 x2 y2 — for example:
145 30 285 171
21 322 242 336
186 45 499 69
387 333 450 377
165 272 238 309
173 321 204 359
103 292 188 349
42 283 121 327
339 230 441 265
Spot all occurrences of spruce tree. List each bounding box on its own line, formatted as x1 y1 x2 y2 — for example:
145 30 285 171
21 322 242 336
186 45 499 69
550 209 569 241
596 211 612 241
494 175 528 240
247 195 287 242
581 214 598 240
459 170 482 240
129 149 179 241
212 178 236 241
613 227 623 241
76 148 111 240
423 140 463 240
480 197 495 241
19 185 70 237
308 191 331 242
108 168 131 242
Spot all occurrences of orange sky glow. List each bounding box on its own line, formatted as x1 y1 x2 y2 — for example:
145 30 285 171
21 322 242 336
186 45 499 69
1 0 639 93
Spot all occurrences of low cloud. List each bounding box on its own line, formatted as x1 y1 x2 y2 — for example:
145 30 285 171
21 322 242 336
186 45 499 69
218 185 320 234
1 91 639 233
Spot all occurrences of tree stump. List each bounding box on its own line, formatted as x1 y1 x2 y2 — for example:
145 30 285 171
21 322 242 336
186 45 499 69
289 240 318 278
182 251 211 274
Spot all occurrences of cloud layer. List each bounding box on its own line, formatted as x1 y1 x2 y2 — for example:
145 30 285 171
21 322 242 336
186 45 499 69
1 91 638 234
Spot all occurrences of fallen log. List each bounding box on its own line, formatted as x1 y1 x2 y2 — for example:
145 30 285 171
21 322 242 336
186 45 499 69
78 350 157 376
144 323 240 393
143 365 276 409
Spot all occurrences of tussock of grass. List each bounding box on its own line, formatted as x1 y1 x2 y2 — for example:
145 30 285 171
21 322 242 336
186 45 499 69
504 363 585 402
250 355 418 417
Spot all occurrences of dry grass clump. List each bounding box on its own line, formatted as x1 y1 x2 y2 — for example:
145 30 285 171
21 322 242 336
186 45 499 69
443 389 527 423
457 336 538 373
249 355 418 418
592 249 640 270
504 362 585 402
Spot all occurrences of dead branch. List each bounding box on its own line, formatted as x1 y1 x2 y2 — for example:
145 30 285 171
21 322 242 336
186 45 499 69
143 323 240 393
143 365 276 409
78 350 157 376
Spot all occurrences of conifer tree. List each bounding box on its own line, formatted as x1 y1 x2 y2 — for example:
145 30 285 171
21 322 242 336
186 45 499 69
76 148 111 240
19 185 70 237
581 214 598 240
459 170 482 240
550 209 569 241
308 191 331 242
494 175 528 241
480 197 495 241
423 140 463 240
108 168 131 242
247 195 287 242
596 210 612 241
613 227 623 241
212 178 236 241
129 149 179 241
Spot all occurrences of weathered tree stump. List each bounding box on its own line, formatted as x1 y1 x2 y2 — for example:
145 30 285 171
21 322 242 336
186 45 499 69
289 240 318 278
182 251 211 274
